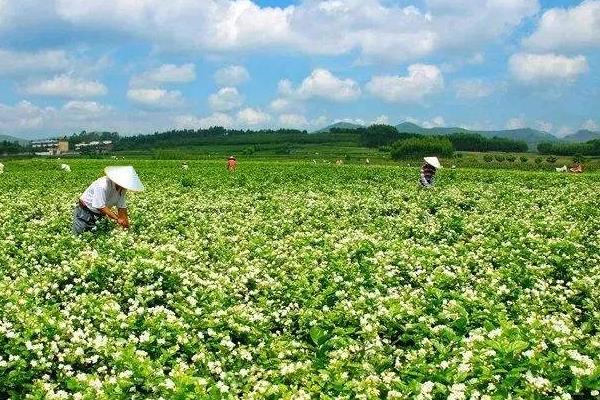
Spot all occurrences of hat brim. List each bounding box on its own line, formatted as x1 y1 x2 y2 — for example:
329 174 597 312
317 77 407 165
104 166 145 192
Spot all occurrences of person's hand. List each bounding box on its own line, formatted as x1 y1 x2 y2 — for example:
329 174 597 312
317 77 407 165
118 218 130 229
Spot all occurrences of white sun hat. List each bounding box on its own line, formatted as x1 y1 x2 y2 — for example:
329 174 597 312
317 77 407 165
424 157 442 169
104 166 145 192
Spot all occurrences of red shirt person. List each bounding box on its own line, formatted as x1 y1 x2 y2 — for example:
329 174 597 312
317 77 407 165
227 156 237 171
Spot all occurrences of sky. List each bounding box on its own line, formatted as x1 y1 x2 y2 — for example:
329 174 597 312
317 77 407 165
0 0 599 139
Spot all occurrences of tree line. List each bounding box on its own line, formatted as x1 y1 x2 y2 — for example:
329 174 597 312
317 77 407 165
538 140 600 156
0 140 25 154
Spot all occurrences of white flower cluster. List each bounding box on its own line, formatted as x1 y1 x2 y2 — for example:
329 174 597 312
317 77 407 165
0 159 599 399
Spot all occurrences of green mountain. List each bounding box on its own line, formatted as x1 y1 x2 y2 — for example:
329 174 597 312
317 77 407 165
562 129 600 143
395 123 557 149
0 134 29 146
316 121 364 132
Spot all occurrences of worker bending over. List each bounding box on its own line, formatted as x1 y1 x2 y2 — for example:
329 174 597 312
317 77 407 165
73 166 144 235
420 157 442 188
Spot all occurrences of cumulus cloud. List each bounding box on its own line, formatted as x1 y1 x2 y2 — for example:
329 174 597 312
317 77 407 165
278 113 309 128
582 119 599 131
236 107 271 126
130 63 196 87
174 113 233 129
524 1 600 51
214 65 250 87
366 64 444 103
0 100 115 137
0 49 71 75
506 117 527 130
269 97 297 113
63 100 110 114
422 116 446 129
22 75 107 98
38 0 539 63
281 69 361 102
509 53 588 83
372 115 390 125
127 88 184 109
454 79 494 99
208 87 244 112
535 120 553 133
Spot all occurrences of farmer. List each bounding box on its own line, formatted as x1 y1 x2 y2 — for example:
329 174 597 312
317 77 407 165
420 157 442 188
569 163 583 173
73 166 144 235
227 156 237 172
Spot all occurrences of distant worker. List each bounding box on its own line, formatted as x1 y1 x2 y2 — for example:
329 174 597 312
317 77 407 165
73 166 144 235
420 157 442 188
569 163 583 173
227 156 237 172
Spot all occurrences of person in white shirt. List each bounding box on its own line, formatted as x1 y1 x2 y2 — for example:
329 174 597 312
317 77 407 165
73 166 144 235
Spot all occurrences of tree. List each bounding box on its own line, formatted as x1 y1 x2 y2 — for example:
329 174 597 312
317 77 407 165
390 137 453 160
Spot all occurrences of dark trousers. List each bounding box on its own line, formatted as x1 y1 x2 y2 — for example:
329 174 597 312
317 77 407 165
72 205 102 235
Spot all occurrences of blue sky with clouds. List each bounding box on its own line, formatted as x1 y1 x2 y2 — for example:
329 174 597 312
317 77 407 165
0 0 598 139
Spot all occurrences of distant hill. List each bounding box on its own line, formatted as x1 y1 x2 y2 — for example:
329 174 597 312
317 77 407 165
316 121 364 132
562 129 600 143
0 134 29 146
394 123 558 149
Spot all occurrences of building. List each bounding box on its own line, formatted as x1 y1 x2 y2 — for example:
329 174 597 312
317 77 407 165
31 138 69 156
75 140 113 153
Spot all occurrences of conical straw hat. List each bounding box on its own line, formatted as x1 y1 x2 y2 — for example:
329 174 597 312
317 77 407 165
423 157 442 169
104 166 144 192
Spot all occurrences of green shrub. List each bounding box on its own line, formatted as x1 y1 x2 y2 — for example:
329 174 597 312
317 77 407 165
483 154 494 163
390 137 453 160
535 157 544 164
546 156 558 164
506 154 516 162
495 155 505 162
520 156 528 163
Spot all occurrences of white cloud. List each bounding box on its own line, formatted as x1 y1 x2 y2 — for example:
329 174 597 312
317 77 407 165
269 97 297 113
214 65 250 87
0 100 116 137
127 88 184 109
1 0 540 63
236 107 271 126
22 75 107 98
130 63 196 87
557 126 574 137
422 116 446 129
509 53 588 84
372 115 389 125
0 49 71 75
174 113 233 129
582 119 599 131
278 113 309 128
454 79 494 99
63 100 110 114
535 120 553 133
208 87 244 112
281 69 361 102
366 64 444 103
506 117 527 130
524 1 600 51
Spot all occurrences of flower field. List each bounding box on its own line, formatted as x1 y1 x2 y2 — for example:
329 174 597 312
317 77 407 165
1 159 599 399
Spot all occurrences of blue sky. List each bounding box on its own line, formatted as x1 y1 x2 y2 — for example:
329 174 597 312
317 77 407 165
0 0 598 139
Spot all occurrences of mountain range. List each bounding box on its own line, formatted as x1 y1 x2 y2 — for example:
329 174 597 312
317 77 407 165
318 122 600 149
0 134 29 146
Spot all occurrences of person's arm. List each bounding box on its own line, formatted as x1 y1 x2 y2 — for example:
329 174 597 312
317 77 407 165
99 207 119 222
117 208 129 228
